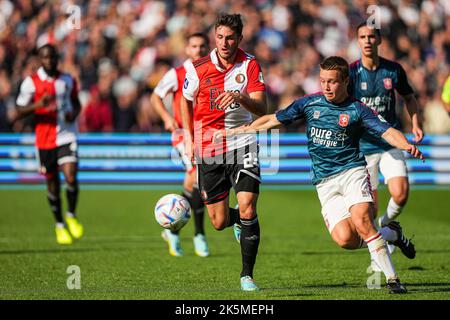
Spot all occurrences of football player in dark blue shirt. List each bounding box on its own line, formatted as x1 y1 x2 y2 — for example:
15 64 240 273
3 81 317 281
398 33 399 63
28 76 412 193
348 22 424 231
214 56 424 294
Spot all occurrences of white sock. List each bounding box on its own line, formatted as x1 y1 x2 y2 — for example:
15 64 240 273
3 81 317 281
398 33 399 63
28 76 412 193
66 212 75 218
56 222 65 229
365 233 397 280
379 226 398 243
378 198 403 226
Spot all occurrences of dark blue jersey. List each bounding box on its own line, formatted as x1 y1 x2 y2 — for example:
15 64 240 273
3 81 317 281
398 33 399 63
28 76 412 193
276 93 391 185
348 57 414 155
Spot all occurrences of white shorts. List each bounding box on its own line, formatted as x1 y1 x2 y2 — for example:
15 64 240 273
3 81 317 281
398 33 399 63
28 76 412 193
365 148 408 190
316 166 373 233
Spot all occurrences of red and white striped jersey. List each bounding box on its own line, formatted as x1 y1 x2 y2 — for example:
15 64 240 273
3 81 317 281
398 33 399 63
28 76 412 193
16 67 79 150
183 48 266 157
153 59 190 147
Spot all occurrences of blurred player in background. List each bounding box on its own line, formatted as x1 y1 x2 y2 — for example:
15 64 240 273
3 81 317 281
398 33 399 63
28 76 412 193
216 56 423 293
348 22 424 231
182 14 267 291
442 75 450 115
15 44 83 245
151 33 210 257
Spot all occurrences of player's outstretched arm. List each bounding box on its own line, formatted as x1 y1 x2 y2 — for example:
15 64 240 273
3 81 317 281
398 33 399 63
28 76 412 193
213 114 281 141
402 93 424 143
381 127 425 161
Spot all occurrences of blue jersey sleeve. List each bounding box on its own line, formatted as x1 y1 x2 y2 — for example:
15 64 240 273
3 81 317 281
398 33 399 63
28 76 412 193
275 98 306 125
358 103 391 137
395 63 414 96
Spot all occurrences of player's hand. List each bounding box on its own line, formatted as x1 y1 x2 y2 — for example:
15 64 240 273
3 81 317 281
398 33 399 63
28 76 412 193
215 91 240 110
36 93 56 110
164 118 178 132
406 144 425 161
412 126 424 143
185 139 195 164
212 129 228 143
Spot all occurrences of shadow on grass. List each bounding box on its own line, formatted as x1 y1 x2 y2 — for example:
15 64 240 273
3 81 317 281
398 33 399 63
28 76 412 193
406 282 450 294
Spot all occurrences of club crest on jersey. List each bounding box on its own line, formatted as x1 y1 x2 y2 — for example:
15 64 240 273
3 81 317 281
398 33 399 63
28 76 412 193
383 78 392 89
361 82 367 90
235 73 245 84
338 114 350 127
313 110 320 119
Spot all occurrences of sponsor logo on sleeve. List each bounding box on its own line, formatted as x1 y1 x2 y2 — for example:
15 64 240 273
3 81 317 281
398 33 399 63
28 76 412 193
258 72 264 83
183 78 189 89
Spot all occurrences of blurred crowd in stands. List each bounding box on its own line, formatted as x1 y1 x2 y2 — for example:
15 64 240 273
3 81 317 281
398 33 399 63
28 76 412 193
1 0 450 134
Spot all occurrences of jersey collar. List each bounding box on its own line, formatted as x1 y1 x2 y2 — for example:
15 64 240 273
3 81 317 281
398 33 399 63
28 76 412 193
37 67 59 81
210 48 246 72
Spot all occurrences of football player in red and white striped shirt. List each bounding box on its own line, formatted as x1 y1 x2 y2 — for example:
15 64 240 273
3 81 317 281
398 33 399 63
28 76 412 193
151 33 210 257
15 44 83 245
181 14 267 291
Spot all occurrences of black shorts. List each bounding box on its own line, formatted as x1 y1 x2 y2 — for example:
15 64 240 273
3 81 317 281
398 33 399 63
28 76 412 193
196 144 261 204
37 142 78 176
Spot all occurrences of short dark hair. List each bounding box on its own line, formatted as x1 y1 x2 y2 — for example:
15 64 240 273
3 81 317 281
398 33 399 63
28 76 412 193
214 13 243 36
37 43 58 58
320 56 349 79
187 32 209 45
356 21 381 37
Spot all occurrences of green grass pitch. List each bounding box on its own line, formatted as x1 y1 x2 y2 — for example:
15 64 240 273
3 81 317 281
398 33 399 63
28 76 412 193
0 187 449 300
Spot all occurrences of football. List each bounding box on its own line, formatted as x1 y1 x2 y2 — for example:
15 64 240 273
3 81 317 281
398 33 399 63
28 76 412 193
154 194 191 231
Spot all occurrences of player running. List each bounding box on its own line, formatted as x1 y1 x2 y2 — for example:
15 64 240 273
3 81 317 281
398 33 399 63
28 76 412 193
15 44 83 245
348 22 424 231
215 56 424 294
151 33 210 257
181 14 267 291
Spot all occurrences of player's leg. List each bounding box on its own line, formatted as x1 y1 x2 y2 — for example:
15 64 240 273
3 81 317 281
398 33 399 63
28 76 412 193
183 168 209 257
364 153 381 219
343 167 406 293
231 144 262 291
377 149 409 227
38 148 72 245
59 143 83 239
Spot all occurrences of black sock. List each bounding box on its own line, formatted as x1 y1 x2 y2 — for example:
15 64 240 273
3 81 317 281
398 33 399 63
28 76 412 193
190 188 205 235
47 192 63 224
240 215 260 278
227 208 240 227
171 229 180 235
66 182 79 216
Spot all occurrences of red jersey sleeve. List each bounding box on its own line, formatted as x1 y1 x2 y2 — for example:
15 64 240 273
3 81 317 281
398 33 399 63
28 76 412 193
246 59 265 94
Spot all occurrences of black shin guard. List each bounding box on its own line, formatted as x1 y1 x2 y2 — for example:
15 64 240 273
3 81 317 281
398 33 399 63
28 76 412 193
66 182 79 215
240 215 260 278
47 192 63 223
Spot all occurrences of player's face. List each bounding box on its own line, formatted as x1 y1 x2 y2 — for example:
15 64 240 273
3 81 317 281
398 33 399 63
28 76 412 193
215 25 242 61
319 69 349 103
357 26 381 57
186 36 209 61
39 47 58 73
